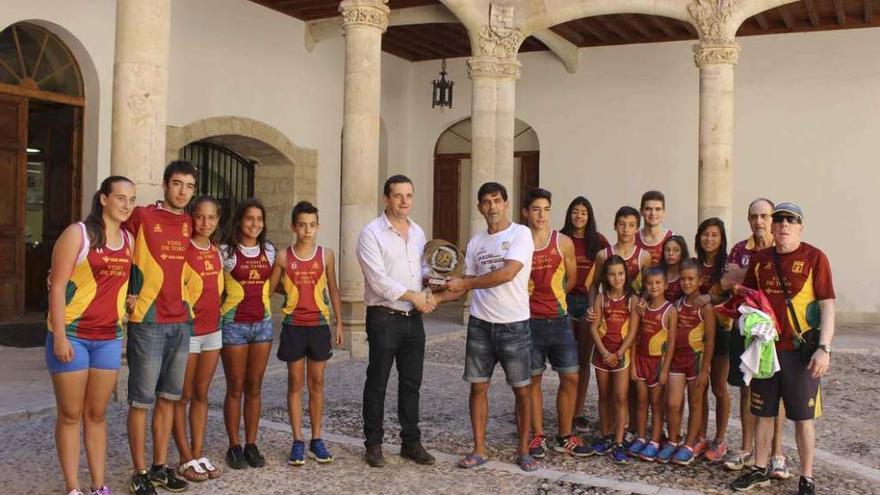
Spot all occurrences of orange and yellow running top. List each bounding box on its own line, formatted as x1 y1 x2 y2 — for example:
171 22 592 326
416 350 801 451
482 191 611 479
604 244 644 293
220 244 274 324
281 246 331 326
674 298 705 357
598 293 631 354
48 223 132 340
529 230 567 318
183 241 224 336
125 204 192 324
637 300 672 357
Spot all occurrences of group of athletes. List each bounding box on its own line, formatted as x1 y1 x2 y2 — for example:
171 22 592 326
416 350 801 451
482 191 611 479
44 160 831 495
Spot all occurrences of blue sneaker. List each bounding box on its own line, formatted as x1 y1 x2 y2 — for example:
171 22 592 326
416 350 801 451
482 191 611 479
672 445 695 466
288 440 305 466
611 443 629 464
657 442 677 463
591 436 612 456
627 438 646 457
639 441 660 462
309 438 334 463
554 435 594 457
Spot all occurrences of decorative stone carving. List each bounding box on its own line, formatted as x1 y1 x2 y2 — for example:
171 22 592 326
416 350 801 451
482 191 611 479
693 42 740 67
687 0 735 43
339 0 390 31
467 57 522 79
478 1 524 58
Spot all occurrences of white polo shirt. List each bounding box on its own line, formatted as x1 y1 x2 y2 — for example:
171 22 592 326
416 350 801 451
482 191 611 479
465 222 534 324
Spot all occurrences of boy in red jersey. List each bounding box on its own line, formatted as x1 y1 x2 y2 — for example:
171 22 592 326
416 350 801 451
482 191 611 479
270 201 343 466
124 161 196 495
636 191 674 267
593 207 652 297
521 189 589 458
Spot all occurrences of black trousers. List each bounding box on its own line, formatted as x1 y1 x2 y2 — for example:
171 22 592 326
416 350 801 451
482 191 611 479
362 307 425 447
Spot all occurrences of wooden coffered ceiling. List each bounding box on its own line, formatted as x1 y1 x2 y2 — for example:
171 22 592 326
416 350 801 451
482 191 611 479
250 0 880 61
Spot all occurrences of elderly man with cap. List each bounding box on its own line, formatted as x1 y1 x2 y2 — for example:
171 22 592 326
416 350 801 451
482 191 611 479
731 203 835 495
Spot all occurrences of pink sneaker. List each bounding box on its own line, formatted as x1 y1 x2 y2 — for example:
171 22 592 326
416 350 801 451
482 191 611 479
90 486 112 495
692 437 709 458
704 440 728 462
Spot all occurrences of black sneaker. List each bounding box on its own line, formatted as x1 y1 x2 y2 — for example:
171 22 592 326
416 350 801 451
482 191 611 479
149 465 188 492
225 445 247 470
798 476 816 495
244 443 265 468
130 470 157 495
731 466 771 492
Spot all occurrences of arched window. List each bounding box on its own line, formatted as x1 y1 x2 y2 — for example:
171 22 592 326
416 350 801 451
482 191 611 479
0 23 83 98
180 140 255 232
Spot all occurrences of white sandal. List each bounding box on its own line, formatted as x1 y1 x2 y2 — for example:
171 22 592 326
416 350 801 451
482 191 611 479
177 459 209 482
197 456 222 479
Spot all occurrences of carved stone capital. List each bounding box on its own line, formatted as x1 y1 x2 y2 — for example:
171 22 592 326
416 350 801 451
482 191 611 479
467 57 522 79
339 0 390 31
687 0 736 44
693 42 740 67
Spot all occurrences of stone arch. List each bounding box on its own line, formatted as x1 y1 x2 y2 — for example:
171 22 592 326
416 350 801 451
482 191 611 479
166 116 318 248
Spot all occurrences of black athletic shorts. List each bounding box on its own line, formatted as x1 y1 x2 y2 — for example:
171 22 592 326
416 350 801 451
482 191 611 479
749 350 821 421
727 322 746 387
713 324 730 357
277 324 332 362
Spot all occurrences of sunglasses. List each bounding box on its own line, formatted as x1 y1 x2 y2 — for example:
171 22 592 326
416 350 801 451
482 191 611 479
772 215 802 225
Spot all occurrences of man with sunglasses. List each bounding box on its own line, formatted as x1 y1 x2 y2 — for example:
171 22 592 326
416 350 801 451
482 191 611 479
731 203 835 495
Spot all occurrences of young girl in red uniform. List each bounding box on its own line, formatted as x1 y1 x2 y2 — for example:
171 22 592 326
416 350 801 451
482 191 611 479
664 259 716 465
589 255 640 463
269 201 343 466
220 199 275 470
627 267 678 462
173 196 224 481
47 176 135 495
659 235 689 303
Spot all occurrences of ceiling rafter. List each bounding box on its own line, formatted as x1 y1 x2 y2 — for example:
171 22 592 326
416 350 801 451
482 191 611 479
803 0 821 26
778 5 795 29
867 0 874 23
754 12 770 30
648 16 678 38
832 0 847 24
621 14 652 39
593 16 633 42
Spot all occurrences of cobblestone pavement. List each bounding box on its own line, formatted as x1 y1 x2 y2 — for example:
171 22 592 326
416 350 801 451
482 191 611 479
3 330 879 494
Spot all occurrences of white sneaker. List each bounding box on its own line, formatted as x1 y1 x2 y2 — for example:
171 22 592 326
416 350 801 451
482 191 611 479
768 455 792 480
66 490 85 495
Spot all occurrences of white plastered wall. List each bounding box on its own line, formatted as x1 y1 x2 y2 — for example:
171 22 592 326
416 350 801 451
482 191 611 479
404 28 880 320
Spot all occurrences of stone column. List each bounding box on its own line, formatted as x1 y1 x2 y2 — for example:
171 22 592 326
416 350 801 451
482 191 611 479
110 0 171 203
694 42 739 229
338 0 389 359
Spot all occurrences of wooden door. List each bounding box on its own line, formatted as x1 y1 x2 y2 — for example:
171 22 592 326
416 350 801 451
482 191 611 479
0 94 27 319
519 151 540 212
432 155 460 246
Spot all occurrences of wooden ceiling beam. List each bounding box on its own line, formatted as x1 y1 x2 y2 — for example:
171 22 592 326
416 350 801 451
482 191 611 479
778 5 795 29
754 12 770 30
419 24 471 54
578 18 615 44
550 22 586 45
803 0 821 26
679 19 697 36
387 29 449 59
833 0 847 24
594 16 633 42
621 15 652 39
867 0 875 23
649 16 678 38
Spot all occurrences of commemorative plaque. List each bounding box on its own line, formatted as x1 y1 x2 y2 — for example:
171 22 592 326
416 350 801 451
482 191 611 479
423 239 465 289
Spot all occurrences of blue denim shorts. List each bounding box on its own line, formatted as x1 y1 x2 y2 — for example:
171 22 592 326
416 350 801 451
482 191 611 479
45 333 122 374
464 316 532 388
126 322 191 408
222 319 274 346
566 293 589 321
530 316 580 375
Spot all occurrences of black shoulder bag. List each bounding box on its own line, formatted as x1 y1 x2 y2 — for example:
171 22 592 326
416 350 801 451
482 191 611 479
771 250 819 363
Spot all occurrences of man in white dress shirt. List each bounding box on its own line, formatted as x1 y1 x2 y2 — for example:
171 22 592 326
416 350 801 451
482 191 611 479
356 175 436 468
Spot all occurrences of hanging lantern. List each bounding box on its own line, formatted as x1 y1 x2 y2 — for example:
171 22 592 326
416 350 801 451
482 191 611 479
432 58 454 109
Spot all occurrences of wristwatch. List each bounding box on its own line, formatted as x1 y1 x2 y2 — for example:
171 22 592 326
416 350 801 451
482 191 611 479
818 344 832 354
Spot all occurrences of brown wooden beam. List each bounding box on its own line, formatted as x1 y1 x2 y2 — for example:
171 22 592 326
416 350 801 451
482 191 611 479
867 0 874 23
0 82 84 106
621 14 652 39
679 19 697 36
550 22 586 45
803 0 820 27
778 5 795 29
419 24 471 54
649 16 678 38
594 16 633 42
754 12 770 30
833 0 847 24
578 18 614 44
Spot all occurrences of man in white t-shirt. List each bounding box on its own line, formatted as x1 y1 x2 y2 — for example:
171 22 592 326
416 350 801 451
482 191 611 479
444 182 538 472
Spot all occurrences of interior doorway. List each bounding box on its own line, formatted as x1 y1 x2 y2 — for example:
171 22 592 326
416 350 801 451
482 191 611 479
0 23 84 321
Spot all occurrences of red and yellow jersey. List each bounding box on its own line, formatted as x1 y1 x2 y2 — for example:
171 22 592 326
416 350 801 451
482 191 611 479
220 244 274 323
604 244 644 293
124 204 192 324
570 233 609 295
529 230 568 318
743 243 835 351
637 300 671 357
48 223 132 340
281 246 331 326
665 276 683 302
675 298 705 356
698 261 724 297
598 293 631 353
183 241 224 336
636 228 673 267
727 236 772 270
